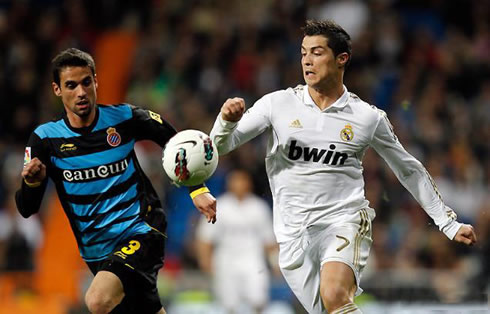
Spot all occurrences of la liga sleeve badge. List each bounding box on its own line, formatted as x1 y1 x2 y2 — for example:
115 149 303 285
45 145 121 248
24 147 31 166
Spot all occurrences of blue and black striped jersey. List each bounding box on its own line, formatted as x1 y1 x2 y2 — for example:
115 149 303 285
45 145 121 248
16 104 177 262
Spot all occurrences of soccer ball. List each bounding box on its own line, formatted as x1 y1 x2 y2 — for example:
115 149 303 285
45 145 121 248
162 129 219 186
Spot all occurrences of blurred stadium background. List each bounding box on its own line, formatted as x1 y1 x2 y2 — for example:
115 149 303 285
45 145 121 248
0 0 488 313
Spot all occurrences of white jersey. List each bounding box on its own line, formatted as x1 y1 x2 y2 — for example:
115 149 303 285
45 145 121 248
196 193 276 268
210 85 462 243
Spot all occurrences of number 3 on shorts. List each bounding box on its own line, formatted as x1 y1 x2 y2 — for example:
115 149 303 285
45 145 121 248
121 240 141 255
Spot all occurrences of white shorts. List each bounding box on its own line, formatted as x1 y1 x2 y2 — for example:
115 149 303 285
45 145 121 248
214 261 270 310
278 208 374 314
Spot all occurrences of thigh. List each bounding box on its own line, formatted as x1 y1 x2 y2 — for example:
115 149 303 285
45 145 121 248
88 230 166 314
318 208 373 296
279 239 326 314
320 261 357 298
86 270 124 308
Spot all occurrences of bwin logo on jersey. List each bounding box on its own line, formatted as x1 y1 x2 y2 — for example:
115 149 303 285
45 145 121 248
288 140 348 165
63 158 129 182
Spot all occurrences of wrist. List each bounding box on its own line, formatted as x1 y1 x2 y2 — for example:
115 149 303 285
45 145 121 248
219 114 238 128
24 178 42 188
190 187 210 199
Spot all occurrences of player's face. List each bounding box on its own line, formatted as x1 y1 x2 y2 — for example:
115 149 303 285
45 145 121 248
227 171 252 199
301 35 341 88
52 66 98 126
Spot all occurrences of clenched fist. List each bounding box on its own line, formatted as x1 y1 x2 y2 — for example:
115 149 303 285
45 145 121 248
221 97 246 122
453 224 477 246
22 157 46 185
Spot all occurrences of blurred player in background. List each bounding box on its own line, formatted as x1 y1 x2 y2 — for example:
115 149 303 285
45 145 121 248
196 169 278 314
15 48 217 314
210 20 477 314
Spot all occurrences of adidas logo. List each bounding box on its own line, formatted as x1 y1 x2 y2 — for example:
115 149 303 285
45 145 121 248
289 119 302 128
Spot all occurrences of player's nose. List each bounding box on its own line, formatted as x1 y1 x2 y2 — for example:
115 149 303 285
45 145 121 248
76 85 87 98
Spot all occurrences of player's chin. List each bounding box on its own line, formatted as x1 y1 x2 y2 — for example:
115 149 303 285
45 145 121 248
303 76 317 87
75 105 93 116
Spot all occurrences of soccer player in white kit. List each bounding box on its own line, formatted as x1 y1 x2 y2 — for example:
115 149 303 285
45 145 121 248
196 170 278 314
209 20 477 314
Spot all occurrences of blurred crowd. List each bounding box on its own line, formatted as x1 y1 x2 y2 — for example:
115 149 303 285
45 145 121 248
0 0 488 310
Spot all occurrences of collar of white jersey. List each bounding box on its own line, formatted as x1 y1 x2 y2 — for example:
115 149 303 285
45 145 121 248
303 84 349 111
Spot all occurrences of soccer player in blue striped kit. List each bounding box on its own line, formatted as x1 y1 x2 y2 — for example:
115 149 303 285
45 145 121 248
15 48 217 314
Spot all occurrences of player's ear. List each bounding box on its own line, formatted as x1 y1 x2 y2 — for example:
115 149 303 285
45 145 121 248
94 74 98 89
337 52 349 68
52 82 62 97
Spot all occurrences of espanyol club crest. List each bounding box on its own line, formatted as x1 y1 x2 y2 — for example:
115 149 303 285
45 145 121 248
106 127 122 147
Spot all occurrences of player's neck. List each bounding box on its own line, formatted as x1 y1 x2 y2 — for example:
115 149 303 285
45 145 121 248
308 83 344 111
66 109 96 128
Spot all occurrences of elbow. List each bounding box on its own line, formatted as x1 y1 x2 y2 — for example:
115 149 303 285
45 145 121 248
15 197 35 218
217 146 230 156
398 159 423 178
18 207 33 219
212 139 230 156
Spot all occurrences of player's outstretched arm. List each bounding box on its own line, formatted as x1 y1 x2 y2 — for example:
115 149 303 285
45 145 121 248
370 110 466 239
210 95 271 156
453 224 477 246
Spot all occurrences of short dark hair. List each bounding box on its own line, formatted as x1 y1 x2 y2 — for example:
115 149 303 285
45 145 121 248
302 20 352 67
52 48 96 85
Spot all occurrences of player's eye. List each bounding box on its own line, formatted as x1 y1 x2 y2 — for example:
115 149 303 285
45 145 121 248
66 82 76 89
82 78 92 86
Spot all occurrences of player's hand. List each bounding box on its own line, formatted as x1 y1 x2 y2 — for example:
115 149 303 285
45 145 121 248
22 157 46 184
221 97 245 122
453 224 477 246
193 192 217 224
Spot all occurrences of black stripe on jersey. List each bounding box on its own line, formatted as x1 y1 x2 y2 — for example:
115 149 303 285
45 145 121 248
46 119 135 158
66 173 139 205
83 219 141 247
84 213 140 235
72 193 141 222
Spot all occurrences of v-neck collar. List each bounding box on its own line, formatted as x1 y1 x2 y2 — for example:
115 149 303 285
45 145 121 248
303 85 349 111
62 104 100 134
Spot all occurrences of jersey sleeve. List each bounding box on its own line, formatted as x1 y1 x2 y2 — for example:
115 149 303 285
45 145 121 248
370 110 462 239
15 132 49 218
210 95 272 155
129 105 177 147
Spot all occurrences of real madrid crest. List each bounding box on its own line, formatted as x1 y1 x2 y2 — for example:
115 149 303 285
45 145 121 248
107 127 122 147
340 124 354 142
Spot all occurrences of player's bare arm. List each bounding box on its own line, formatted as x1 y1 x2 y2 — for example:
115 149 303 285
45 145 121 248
22 157 46 184
221 97 245 122
193 192 217 224
453 224 477 246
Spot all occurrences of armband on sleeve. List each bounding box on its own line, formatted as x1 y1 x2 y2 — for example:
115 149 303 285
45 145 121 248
189 184 210 199
24 179 42 188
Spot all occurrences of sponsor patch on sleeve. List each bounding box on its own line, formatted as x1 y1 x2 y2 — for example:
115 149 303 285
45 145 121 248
24 147 31 166
149 110 163 124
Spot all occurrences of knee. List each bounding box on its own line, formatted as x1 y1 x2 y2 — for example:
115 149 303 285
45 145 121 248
320 285 352 312
85 289 117 314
